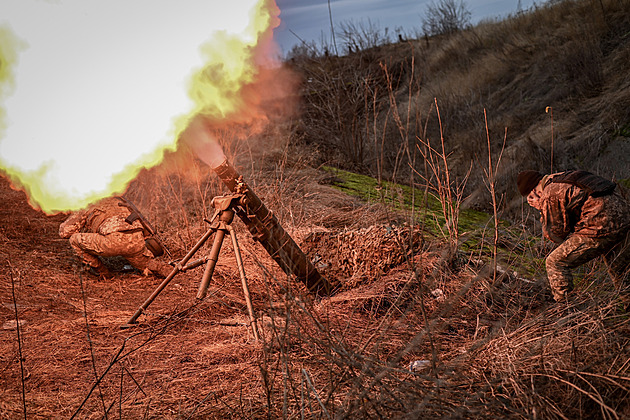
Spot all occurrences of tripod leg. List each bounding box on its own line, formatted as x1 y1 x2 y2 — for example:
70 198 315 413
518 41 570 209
228 225 259 341
122 268 179 328
122 226 216 328
196 229 226 300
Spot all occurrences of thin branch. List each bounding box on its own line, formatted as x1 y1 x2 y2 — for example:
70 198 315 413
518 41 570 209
78 272 109 419
303 369 331 419
9 263 27 420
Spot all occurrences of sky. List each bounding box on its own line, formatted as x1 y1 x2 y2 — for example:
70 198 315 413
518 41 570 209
273 0 538 54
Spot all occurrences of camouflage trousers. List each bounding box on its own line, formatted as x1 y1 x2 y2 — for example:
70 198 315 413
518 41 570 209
69 231 171 277
546 228 630 301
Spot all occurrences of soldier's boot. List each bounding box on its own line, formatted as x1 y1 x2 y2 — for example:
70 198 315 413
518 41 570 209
86 263 114 280
146 259 173 279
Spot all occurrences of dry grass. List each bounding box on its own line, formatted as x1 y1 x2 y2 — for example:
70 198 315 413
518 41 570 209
290 0 630 219
2 129 630 418
2 1 630 418
93 138 630 417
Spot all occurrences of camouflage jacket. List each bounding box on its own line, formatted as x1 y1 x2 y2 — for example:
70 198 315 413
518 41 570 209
538 174 630 243
59 197 144 239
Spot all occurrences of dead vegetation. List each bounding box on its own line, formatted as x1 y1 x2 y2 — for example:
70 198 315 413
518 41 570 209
2 0 630 418
288 0 630 219
2 134 630 418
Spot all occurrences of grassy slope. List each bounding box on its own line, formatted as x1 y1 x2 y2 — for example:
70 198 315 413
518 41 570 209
275 1 630 416
289 0 630 220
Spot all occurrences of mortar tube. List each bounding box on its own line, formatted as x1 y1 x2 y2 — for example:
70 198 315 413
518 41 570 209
212 159 333 296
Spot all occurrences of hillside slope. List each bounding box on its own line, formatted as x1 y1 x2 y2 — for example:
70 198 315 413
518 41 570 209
287 0 630 219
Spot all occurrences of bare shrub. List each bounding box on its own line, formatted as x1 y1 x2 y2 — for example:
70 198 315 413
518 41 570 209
286 40 321 61
288 52 390 170
422 0 472 36
337 18 392 52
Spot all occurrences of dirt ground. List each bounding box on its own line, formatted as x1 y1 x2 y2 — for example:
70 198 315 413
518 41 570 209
3 169 630 419
0 170 434 419
0 173 303 419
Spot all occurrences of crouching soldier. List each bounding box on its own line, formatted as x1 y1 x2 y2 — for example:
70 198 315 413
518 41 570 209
59 196 172 279
517 170 630 303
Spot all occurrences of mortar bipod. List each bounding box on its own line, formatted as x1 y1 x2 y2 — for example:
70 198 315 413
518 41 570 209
122 194 259 341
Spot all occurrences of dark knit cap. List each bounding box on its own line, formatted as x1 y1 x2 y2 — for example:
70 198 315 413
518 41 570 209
517 170 544 196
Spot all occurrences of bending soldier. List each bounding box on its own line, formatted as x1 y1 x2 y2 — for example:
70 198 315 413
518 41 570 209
517 170 630 302
59 197 172 279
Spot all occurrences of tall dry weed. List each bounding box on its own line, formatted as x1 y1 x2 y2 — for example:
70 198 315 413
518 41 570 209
60 1 630 417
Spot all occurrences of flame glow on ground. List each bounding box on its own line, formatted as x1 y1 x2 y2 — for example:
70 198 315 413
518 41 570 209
0 0 279 213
